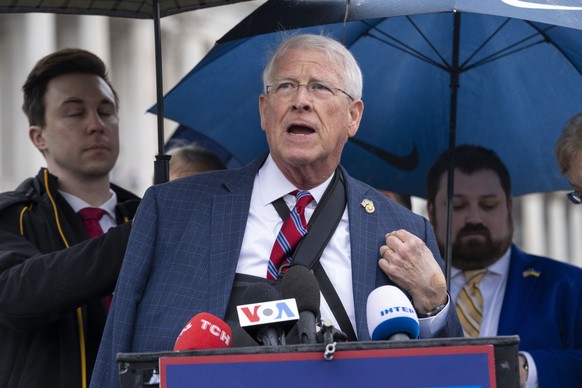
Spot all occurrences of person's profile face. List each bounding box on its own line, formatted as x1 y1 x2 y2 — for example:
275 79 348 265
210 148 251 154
29 73 119 179
431 169 513 269
565 153 582 198
258 48 363 177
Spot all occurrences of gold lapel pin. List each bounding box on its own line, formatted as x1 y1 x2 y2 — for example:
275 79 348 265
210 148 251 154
522 268 541 278
361 199 375 213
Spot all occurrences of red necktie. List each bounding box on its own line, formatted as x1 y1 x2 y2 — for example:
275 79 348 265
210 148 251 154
78 207 105 238
267 190 314 280
78 207 111 309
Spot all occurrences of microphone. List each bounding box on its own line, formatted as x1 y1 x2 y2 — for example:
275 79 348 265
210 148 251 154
281 265 320 344
366 285 420 341
236 282 299 346
173 312 232 351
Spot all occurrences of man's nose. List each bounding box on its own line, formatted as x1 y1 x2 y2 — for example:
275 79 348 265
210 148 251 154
291 85 313 111
465 204 483 223
86 111 106 133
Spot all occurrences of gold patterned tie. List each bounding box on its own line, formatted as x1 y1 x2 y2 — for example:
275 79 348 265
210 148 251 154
456 269 487 337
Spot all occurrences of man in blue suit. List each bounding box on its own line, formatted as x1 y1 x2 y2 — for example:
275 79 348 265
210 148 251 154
427 145 582 387
91 34 462 387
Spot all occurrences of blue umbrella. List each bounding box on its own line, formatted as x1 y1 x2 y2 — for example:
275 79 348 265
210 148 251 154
156 0 582 286
156 0 582 198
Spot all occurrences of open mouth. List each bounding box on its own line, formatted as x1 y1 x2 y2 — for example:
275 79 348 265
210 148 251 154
287 125 315 135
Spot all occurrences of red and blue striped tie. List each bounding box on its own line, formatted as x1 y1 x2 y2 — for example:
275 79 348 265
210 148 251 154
267 190 314 280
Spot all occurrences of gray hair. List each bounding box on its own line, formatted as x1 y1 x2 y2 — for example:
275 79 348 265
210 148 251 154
262 34 363 100
555 113 582 174
167 141 225 179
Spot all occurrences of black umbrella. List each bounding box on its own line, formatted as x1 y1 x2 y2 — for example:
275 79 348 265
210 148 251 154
0 0 255 184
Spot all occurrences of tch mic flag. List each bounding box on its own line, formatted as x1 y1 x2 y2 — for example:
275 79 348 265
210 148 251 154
174 312 232 351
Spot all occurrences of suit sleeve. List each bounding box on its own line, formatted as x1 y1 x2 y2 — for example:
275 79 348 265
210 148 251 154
91 187 159 388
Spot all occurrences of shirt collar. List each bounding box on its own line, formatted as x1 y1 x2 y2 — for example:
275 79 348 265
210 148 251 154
59 189 118 220
257 154 334 206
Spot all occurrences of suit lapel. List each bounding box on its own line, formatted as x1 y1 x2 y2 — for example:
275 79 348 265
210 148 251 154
498 245 540 335
207 156 266 318
344 171 381 340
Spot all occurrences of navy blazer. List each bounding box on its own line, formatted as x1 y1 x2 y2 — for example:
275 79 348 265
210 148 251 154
497 244 582 386
90 155 462 387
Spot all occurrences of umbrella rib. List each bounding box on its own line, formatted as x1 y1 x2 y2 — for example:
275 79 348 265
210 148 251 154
458 20 575 76
526 21 582 77
405 16 451 70
363 20 449 72
463 28 552 72
111 0 121 11
464 40 546 72
34 0 70 10
459 18 511 70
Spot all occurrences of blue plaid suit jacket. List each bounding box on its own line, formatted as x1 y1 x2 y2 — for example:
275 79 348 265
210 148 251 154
90 154 461 387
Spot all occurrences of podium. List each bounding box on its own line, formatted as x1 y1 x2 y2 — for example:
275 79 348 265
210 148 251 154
117 336 519 388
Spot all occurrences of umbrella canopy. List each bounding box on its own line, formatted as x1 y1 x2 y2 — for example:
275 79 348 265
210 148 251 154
157 0 582 198
219 0 582 40
0 0 251 19
0 0 255 183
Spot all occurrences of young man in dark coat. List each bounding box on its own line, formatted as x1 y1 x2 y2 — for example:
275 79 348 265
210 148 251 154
0 48 140 388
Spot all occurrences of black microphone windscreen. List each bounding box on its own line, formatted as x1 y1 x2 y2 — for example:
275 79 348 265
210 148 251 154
240 282 280 305
282 265 320 313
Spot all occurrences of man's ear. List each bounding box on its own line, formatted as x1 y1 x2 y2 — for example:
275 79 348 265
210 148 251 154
259 94 268 133
426 201 435 225
347 99 364 138
29 126 47 152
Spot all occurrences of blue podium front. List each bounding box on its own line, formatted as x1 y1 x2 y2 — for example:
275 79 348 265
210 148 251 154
117 336 520 388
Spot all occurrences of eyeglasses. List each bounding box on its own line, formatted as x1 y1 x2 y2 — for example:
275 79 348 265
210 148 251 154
567 191 582 204
266 81 354 101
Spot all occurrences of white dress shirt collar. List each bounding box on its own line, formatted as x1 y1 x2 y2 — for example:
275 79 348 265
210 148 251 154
59 189 118 220
257 154 334 206
59 190 118 233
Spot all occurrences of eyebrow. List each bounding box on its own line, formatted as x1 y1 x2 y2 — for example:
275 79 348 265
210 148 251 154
452 193 501 199
60 97 115 107
274 76 334 83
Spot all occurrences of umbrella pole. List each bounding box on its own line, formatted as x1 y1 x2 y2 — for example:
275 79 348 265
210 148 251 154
444 11 461 290
152 0 170 184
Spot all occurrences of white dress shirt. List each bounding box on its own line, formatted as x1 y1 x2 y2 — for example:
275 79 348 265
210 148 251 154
59 189 118 233
236 154 446 338
450 247 537 387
